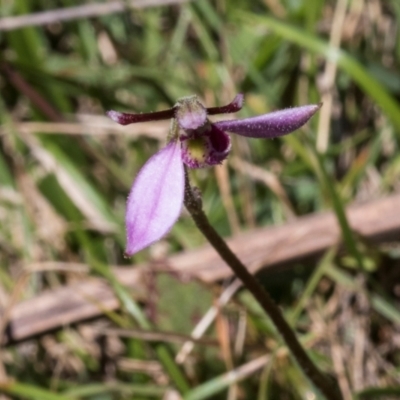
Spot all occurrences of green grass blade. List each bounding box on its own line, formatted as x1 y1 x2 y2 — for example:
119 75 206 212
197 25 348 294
310 147 365 269
88 257 191 395
0 382 76 400
355 386 400 399
240 13 400 132
325 266 400 324
289 247 337 324
41 142 117 229
63 382 167 397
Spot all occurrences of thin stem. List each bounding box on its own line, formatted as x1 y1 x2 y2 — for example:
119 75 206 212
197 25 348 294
183 170 343 400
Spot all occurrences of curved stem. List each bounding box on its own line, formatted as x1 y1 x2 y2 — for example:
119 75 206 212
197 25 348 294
183 170 342 400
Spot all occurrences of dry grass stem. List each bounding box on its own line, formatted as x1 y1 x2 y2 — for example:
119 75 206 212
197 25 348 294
316 0 349 153
214 163 241 234
0 0 191 31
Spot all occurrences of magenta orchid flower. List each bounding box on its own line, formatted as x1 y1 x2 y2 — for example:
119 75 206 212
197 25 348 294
107 94 321 256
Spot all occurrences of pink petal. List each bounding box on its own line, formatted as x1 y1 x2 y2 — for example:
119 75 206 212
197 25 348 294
125 141 184 256
213 104 321 138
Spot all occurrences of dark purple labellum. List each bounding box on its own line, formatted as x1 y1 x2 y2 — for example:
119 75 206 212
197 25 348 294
181 125 231 168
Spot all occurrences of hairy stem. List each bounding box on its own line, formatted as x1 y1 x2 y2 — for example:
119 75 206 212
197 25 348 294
183 170 342 400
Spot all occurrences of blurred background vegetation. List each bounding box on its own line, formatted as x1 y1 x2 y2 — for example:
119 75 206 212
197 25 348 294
0 0 400 399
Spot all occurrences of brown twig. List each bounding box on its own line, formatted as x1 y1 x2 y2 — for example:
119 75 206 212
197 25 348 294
183 168 343 400
3 193 400 345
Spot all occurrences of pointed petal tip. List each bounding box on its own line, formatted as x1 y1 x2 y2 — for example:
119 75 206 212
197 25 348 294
106 110 127 125
233 93 244 109
304 102 323 117
310 102 323 112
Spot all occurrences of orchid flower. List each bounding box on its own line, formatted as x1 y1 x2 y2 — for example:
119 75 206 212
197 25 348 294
107 94 321 256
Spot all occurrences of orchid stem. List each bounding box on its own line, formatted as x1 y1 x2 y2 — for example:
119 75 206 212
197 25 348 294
183 169 342 400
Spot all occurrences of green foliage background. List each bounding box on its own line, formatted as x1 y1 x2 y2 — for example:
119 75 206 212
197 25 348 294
1 0 400 399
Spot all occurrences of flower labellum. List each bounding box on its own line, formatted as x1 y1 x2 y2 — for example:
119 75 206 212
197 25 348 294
107 95 321 256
